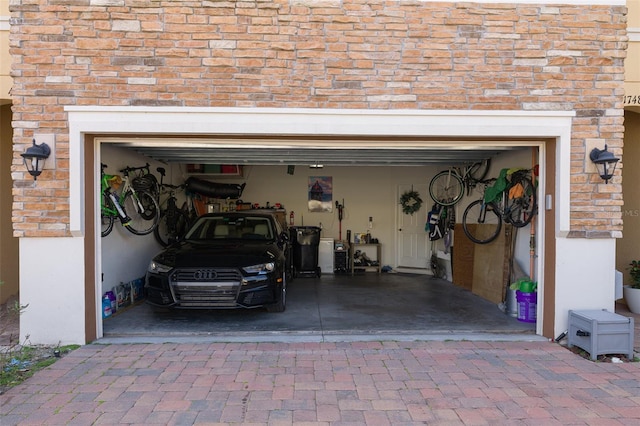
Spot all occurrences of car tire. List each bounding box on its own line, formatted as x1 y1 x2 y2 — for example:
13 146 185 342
150 305 171 314
286 256 294 283
267 275 286 313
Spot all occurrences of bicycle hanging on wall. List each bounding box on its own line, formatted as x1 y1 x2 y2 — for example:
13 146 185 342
428 159 491 206
100 163 160 237
153 167 192 247
461 169 537 245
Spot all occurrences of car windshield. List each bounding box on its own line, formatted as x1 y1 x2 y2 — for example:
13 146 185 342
185 215 275 241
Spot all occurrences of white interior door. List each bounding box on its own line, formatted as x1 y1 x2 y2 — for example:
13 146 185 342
396 184 430 270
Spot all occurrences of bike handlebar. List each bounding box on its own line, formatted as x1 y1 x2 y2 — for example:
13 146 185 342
160 183 186 191
120 163 151 175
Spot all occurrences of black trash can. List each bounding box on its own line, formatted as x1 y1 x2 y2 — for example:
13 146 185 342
289 226 321 277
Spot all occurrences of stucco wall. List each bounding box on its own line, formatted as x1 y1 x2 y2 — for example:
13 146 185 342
9 1 627 237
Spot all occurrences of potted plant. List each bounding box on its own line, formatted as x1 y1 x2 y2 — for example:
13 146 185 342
622 260 640 313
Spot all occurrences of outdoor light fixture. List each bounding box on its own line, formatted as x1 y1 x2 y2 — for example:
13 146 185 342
21 139 51 180
589 144 619 184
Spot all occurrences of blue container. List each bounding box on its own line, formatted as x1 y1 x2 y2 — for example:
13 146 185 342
516 290 537 323
106 290 116 312
102 295 112 319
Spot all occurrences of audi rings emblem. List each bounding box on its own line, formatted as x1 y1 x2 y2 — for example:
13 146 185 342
193 269 217 281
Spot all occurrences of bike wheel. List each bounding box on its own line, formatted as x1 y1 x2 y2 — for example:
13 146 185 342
504 175 537 228
154 208 189 247
100 195 115 237
139 192 158 220
146 173 160 201
462 199 502 244
429 170 464 206
467 159 491 182
430 254 443 279
122 190 160 235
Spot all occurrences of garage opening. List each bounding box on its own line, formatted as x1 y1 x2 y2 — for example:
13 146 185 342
97 136 541 340
68 107 570 342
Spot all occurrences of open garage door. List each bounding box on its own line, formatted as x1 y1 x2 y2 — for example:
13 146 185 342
97 137 541 341
109 136 521 166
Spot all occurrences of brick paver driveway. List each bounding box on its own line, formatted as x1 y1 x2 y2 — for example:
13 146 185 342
1 340 639 425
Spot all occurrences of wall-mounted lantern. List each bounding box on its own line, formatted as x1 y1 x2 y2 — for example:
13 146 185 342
589 144 619 184
21 139 51 180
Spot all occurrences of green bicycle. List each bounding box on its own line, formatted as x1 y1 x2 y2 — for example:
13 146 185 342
100 163 160 237
461 169 537 244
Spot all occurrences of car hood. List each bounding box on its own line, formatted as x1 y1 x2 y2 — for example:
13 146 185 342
154 240 281 269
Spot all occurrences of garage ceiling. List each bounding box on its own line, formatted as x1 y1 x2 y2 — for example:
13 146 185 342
112 137 526 166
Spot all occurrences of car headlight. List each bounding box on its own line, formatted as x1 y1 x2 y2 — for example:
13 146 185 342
148 260 172 274
242 262 275 274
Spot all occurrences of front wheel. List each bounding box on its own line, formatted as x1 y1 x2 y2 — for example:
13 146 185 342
266 274 286 313
101 193 115 237
504 176 537 228
154 208 190 247
429 170 464 206
285 250 295 283
462 199 502 244
122 190 160 235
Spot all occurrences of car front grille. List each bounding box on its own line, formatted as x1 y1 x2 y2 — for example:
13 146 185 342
170 268 242 307
173 268 242 282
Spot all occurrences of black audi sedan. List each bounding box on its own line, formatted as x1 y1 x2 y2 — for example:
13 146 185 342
145 211 292 312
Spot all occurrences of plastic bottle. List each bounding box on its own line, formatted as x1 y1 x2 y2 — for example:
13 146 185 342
106 290 116 312
102 295 112 318
289 211 294 226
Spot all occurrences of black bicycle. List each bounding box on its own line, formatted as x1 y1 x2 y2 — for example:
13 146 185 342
153 167 191 247
429 159 491 206
461 169 537 244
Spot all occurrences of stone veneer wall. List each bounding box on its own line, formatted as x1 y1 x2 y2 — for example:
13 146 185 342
9 0 627 237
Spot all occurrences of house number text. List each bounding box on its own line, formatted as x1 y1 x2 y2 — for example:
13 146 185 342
624 95 640 105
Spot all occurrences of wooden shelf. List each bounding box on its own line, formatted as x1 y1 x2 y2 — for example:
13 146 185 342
186 164 243 178
351 243 381 275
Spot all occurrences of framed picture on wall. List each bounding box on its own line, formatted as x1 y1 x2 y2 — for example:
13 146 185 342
308 176 333 212
354 233 368 244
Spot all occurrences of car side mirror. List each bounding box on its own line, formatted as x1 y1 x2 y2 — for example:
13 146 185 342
278 232 289 248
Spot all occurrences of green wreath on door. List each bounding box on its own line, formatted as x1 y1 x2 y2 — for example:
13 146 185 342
400 190 423 215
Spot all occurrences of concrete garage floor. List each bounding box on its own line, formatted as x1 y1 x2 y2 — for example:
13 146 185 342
102 273 537 343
